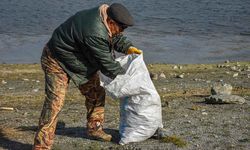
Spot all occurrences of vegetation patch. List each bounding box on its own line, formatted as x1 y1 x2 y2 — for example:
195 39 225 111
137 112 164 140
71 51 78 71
160 135 187 148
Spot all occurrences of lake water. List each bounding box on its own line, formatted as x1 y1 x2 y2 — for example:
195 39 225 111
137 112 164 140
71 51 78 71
0 0 250 64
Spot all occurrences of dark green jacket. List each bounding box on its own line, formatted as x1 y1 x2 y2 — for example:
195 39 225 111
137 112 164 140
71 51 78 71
47 6 133 87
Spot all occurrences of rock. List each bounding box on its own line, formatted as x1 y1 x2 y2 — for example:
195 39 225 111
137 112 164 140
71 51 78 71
23 112 28 116
1 80 7 84
155 128 171 139
206 80 211 83
176 74 184 79
205 95 245 104
217 64 225 68
230 66 237 71
23 78 29 81
161 101 168 107
173 65 178 69
159 72 166 79
202 112 208 115
150 72 158 80
179 66 183 69
33 89 39 92
211 84 232 95
233 73 238 77
225 60 230 63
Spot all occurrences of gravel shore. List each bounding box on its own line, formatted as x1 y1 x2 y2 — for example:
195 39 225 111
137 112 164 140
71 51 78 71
0 62 249 150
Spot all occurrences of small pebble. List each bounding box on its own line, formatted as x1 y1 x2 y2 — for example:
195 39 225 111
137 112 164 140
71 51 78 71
173 65 178 69
33 89 39 92
2 80 7 84
231 66 237 71
233 73 238 77
150 72 158 80
176 74 184 79
159 72 166 78
202 112 208 115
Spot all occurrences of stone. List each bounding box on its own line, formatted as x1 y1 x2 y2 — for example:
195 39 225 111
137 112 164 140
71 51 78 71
176 74 184 79
217 64 225 68
230 66 237 71
202 112 208 115
225 60 230 63
173 65 178 69
155 128 171 139
1 80 7 84
233 73 238 77
211 84 232 95
148 64 153 68
33 89 39 92
150 72 158 80
159 72 166 78
205 95 245 104
161 101 168 107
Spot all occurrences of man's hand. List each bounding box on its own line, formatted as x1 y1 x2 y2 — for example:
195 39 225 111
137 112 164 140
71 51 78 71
127 46 142 54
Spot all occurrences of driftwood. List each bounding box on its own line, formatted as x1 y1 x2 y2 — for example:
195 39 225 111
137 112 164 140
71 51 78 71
0 107 14 111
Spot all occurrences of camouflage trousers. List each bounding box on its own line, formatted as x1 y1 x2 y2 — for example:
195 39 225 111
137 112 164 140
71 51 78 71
33 46 106 150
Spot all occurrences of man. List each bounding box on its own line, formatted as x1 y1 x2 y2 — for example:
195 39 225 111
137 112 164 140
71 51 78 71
33 3 142 150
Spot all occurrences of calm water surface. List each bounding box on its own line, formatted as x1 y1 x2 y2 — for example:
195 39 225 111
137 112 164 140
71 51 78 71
0 0 250 64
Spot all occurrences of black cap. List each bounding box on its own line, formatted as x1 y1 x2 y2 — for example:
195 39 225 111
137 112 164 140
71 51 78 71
107 3 134 26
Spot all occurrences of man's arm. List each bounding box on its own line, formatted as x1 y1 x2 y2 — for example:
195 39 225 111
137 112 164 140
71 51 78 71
84 36 125 79
112 34 142 54
112 34 133 54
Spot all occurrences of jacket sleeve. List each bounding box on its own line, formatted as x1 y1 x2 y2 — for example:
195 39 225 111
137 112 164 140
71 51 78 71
84 36 125 79
112 34 133 54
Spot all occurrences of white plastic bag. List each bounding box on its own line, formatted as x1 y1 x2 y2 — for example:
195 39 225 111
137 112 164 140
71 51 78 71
100 54 163 145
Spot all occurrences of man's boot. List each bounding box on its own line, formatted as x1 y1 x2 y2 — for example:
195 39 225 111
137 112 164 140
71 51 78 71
86 107 112 142
87 119 112 142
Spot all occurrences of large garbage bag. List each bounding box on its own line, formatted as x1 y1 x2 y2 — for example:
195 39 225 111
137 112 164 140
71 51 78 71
100 54 163 145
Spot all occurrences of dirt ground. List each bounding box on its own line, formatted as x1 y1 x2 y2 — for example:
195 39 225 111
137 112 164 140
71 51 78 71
0 62 249 150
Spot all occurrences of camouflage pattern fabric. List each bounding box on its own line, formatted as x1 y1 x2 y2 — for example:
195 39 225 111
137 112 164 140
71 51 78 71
33 46 107 150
